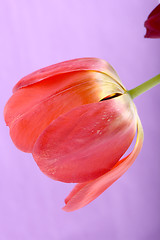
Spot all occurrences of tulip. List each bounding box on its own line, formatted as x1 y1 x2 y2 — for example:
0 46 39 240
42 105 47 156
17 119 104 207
4 58 160 212
144 4 160 38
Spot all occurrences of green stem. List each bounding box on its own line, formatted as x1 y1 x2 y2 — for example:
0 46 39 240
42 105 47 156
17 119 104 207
128 74 160 99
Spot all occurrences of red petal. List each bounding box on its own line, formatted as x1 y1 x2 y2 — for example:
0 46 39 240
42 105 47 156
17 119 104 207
62 116 144 212
147 4 160 19
32 94 136 183
13 58 124 92
144 4 160 38
5 71 124 152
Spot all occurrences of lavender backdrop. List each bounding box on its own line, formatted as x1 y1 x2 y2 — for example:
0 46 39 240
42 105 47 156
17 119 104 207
0 0 160 239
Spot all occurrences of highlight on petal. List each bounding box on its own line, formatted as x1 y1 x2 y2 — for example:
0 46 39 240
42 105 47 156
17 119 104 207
144 4 160 38
4 57 145 212
4 71 125 153
13 58 125 93
32 94 137 183
62 115 144 212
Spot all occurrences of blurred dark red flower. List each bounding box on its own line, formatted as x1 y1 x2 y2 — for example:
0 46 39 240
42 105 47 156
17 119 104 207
144 4 160 38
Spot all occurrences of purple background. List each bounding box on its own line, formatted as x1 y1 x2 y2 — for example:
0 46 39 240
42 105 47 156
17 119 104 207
1 0 160 239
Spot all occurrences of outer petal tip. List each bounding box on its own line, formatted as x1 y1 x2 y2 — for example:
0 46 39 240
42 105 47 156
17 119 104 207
62 115 144 212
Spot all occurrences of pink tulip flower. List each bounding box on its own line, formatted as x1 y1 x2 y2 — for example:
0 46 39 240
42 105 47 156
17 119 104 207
4 58 144 211
144 4 160 38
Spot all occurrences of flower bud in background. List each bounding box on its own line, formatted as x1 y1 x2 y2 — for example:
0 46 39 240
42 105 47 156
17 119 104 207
144 4 160 38
4 58 144 211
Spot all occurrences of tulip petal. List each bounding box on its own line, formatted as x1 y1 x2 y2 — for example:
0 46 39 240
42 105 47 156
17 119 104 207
5 71 125 153
13 58 124 93
62 116 144 212
144 4 160 38
33 94 136 183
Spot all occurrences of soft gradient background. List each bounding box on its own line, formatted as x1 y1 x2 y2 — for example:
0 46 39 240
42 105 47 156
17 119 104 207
1 0 160 239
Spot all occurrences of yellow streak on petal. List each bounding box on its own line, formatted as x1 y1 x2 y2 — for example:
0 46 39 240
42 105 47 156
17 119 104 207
62 114 144 212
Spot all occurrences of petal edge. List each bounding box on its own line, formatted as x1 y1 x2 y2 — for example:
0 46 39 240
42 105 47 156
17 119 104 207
13 58 124 92
62 115 144 212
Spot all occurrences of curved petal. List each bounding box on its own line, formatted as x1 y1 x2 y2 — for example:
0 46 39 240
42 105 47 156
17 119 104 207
32 94 137 183
6 71 124 153
144 4 160 38
4 71 124 126
62 115 144 212
147 4 160 19
13 58 124 93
